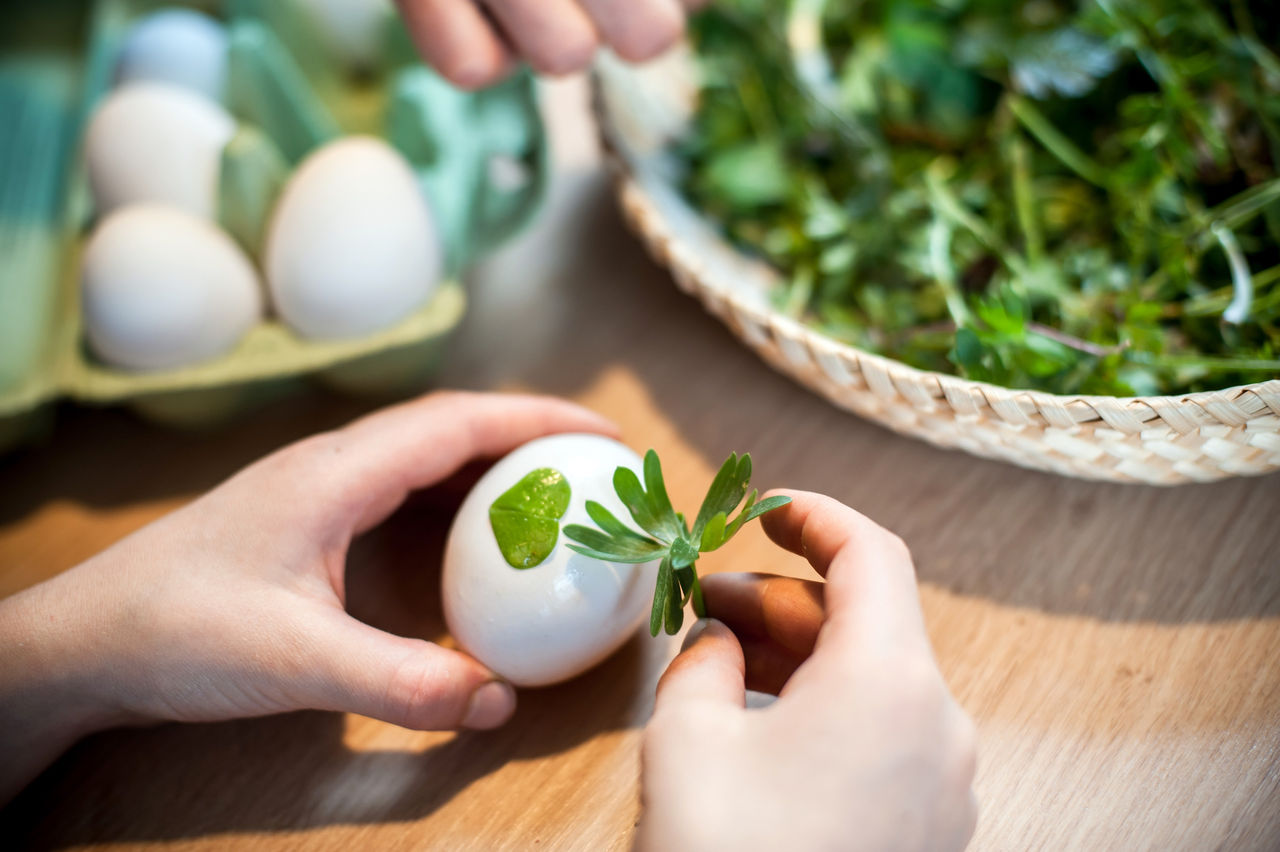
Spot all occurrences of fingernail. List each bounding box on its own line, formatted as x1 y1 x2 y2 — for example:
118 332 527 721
681 618 715 652
462 680 516 730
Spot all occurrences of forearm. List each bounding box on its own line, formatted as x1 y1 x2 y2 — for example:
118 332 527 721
0 568 122 804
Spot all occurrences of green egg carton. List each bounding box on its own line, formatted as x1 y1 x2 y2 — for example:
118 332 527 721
0 0 547 442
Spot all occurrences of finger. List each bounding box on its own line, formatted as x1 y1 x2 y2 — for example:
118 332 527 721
653 619 745 713
701 572 824 659
483 0 598 76
701 574 823 694
760 490 927 654
395 0 512 88
332 391 619 533
738 635 806 695
299 607 516 730
576 0 684 63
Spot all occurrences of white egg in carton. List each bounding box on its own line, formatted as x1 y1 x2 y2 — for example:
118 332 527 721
83 3 446 371
0 0 543 438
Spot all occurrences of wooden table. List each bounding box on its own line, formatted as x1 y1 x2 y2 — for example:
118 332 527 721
3 78 1280 852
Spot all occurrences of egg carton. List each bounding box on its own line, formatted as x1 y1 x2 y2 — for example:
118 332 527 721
0 0 546 444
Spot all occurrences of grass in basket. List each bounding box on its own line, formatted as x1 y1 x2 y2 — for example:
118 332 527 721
678 0 1280 396
564 450 789 636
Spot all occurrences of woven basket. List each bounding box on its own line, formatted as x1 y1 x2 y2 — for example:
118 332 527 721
592 52 1280 485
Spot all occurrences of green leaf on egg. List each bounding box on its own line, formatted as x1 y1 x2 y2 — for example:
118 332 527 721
489 467 571 569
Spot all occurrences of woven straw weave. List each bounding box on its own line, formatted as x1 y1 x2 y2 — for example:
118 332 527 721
592 54 1280 485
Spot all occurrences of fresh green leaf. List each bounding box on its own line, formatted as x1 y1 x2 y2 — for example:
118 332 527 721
727 494 793 537
564 543 657 564
665 576 685 635
693 453 752 537
562 524 666 562
584 501 662 547
489 468 571 569
699 511 728 551
700 141 792 207
670 537 700 570
690 570 706 618
651 556 674 637
674 563 693 601
612 466 666 539
564 544 666 565
642 450 683 541
722 489 757 539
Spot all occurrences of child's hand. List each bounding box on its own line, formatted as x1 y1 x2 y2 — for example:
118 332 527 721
0 391 616 803
638 491 978 852
394 0 706 89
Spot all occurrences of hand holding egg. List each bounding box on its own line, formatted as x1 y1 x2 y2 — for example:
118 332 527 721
0 393 622 806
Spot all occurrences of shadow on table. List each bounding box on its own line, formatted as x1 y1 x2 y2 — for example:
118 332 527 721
0 391 388 527
4 639 647 848
1 488 653 847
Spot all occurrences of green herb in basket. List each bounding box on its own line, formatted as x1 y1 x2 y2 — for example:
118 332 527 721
680 0 1280 396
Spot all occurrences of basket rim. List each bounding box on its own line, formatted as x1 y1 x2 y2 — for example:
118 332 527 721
589 73 1280 435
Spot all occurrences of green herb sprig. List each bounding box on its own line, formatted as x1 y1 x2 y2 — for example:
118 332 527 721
563 451 790 636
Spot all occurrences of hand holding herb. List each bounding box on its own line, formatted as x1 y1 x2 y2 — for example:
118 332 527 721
564 450 791 636
637 491 977 852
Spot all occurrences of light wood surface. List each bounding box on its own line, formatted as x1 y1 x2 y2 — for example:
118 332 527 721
3 78 1280 851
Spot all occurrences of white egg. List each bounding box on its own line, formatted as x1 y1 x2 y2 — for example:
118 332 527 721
306 0 394 68
85 82 235 219
443 434 656 687
264 136 442 339
115 8 228 101
81 205 263 370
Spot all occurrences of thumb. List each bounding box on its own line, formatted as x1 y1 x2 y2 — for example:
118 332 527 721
654 619 746 714
298 608 516 731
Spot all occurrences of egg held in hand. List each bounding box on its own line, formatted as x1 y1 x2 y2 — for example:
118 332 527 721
264 136 443 340
81 205 263 370
443 434 655 688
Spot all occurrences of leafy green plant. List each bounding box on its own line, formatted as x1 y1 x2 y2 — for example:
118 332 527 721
563 451 790 636
680 0 1280 396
